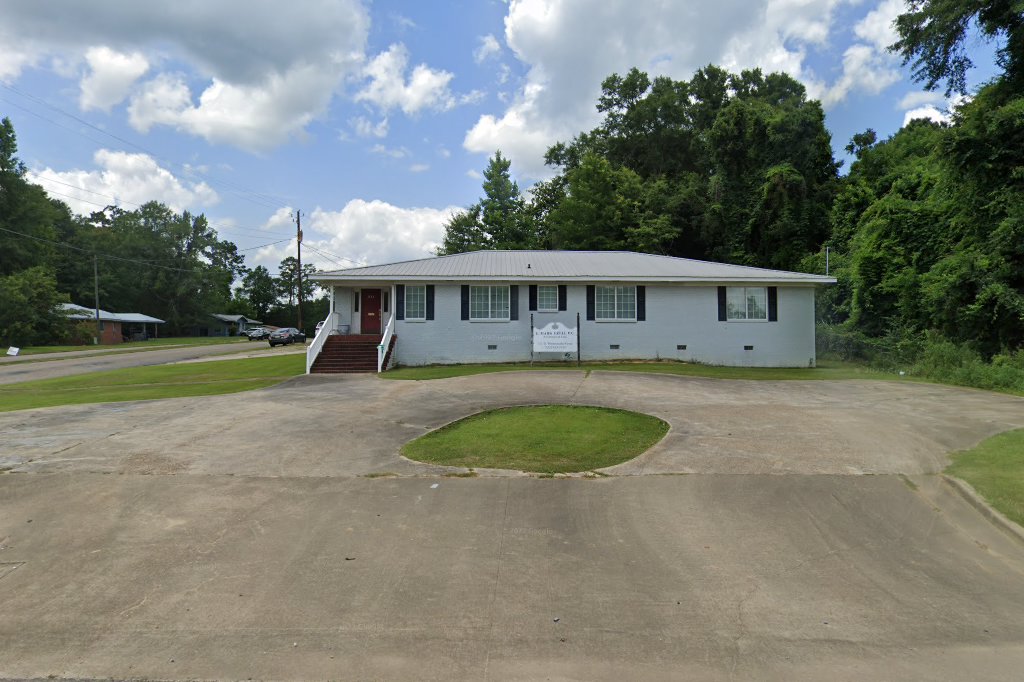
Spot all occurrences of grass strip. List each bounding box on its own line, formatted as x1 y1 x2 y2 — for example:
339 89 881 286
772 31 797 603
383 359 894 382
0 354 304 412
402 405 669 473
18 337 250 355
946 429 1024 527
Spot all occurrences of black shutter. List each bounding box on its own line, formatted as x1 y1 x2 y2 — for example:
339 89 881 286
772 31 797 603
558 285 567 311
767 286 778 322
636 286 646 321
461 285 470 320
426 285 435 320
586 285 595 321
717 286 727 321
395 285 404 321
510 285 519 320
528 285 537 311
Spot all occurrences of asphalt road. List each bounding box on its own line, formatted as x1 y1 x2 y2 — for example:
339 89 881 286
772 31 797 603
0 341 296 385
2 372 1024 680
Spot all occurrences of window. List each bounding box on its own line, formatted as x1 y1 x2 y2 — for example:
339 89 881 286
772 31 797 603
726 286 767 321
470 285 509 320
595 286 636 321
536 285 558 312
405 285 426 320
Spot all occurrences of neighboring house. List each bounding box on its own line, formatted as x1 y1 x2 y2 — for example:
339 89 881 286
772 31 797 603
308 250 835 373
197 314 263 337
62 303 165 344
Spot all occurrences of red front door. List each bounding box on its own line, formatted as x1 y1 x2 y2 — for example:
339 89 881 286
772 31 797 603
361 288 381 334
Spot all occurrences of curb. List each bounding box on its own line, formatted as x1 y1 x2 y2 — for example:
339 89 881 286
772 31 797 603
941 474 1024 545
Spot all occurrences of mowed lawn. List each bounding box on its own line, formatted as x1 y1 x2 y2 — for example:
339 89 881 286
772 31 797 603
947 428 1024 527
0 355 304 412
402 405 669 473
18 336 250 355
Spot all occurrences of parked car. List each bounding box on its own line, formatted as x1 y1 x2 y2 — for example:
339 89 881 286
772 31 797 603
268 327 306 346
246 327 270 340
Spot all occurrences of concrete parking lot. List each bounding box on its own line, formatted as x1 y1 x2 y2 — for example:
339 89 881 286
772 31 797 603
2 371 1024 680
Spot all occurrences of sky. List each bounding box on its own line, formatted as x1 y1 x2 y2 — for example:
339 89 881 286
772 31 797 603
0 0 1000 277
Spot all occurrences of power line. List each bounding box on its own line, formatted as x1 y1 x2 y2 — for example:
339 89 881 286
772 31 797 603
1 82 287 211
303 244 359 269
2 225 224 274
23 170 292 241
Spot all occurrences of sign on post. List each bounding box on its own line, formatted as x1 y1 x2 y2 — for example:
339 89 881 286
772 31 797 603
533 322 577 353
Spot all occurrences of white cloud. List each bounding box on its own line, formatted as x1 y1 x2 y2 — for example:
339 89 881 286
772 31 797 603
902 105 947 126
898 90 946 110
0 1 369 150
438 146 452 158
474 34 502 64
356 43 458 115
252 199 459 269
467 169 482 180
30 149 218 216
127 61 343 150
464 0 907 179
901 93 970 127
351 115 389 138
263 206 295 230
854 0 903 52
370 144 410 159
822 43 901 106
409 163 430 173
79 46 149 111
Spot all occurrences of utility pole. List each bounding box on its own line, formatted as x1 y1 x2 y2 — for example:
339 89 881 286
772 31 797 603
93 255 100 345
295 209 304 332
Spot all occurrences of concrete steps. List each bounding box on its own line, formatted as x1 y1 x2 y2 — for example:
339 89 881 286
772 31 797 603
310 334 385 374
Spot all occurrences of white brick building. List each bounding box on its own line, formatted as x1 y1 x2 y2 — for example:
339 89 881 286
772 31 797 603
308 250 834 372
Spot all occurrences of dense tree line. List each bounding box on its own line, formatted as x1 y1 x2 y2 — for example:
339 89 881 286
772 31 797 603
441 0 1024 364
441 66 838 272
0 118 321 345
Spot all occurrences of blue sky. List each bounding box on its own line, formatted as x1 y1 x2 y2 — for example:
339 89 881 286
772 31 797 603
0 0 999 275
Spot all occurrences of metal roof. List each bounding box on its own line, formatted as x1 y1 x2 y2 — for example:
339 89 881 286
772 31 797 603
62 303 165 324
211 314 262 324
313 250 835 284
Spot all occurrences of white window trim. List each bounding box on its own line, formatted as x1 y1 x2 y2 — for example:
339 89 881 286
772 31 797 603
470 284 510 322
404 284 427 322
536 284 559 313
726 286 768 322
595 285 637 322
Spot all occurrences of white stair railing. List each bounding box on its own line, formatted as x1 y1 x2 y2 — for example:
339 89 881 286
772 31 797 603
306 311 339 374
377 313 395 373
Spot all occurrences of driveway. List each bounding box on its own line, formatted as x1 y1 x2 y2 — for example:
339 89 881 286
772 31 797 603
2 371 1024 680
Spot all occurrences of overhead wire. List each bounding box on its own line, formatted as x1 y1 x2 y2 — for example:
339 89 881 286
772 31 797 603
1 82 285 211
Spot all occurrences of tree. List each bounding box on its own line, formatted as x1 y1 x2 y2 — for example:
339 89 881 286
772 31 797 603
275 256 319 305
437 151 535 254
891 0 1024 95
240 265 277 318
0 267 69 346
542 66 838 268
0 117 66 276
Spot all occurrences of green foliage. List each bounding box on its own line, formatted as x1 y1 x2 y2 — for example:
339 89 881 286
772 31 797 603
402 405 668 473
0 354 304 412
437 151 535 254
947 428 1024 526
891 0 1024 95
0 267 69 347
544 65 838 269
